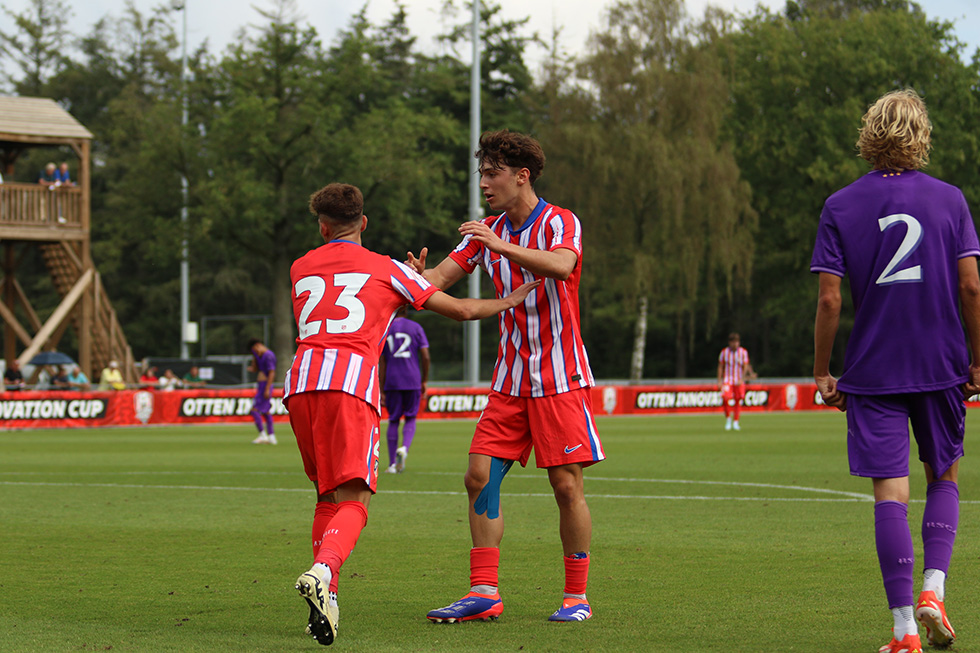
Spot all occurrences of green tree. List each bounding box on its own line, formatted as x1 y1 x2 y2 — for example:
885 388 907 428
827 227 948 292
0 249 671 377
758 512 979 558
0 0 72 94
533 0 757 379
194 1 467 367
720 0 980 375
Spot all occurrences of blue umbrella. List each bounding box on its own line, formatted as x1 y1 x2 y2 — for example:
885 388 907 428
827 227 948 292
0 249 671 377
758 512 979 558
29 351 75 366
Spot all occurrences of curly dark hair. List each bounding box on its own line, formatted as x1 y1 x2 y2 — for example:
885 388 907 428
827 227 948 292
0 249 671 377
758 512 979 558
475 130 546 184
309 183 363 223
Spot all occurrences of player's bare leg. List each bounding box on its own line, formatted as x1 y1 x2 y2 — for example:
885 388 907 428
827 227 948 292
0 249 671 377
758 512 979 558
427 454 507 623
466 454 505 547
547 463 593 621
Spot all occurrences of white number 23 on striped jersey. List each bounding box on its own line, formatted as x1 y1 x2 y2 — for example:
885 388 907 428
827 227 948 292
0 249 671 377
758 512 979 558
295 273 370 339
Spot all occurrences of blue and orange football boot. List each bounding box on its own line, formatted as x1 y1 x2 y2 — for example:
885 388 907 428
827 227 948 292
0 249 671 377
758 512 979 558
548 598 592 622
426 591 503 623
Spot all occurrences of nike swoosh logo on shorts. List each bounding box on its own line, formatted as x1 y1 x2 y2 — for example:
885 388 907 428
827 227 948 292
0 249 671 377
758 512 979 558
564 444 582 454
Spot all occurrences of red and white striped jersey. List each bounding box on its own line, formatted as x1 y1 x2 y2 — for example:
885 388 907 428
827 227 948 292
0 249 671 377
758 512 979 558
719 346 750 385
449 198 594 397
284 239 438 413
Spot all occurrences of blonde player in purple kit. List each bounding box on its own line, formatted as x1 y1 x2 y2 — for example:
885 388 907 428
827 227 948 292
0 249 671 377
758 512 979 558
379 306 430 473
812 89 980 653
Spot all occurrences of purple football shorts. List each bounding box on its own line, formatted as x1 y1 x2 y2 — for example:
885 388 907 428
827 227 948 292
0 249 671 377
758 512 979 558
846 386 965 478
253 381 272 414
385 389 422 421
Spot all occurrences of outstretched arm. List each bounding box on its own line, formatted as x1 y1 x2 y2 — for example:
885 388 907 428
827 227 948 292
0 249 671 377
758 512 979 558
813 272 846 411
422 281 540 322
958 256 980 397
420 347 430 395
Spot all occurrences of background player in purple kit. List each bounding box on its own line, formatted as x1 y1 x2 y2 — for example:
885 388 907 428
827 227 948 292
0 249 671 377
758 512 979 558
811 89 980 653
379 306 430 473
248 338 278 445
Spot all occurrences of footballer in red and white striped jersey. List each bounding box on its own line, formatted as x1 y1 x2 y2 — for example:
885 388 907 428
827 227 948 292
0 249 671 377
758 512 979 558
449 198 594 398
283 239 438 412
718 345 750 385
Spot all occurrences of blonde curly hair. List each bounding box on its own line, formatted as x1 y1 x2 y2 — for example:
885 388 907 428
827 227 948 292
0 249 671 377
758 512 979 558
857 89 932 171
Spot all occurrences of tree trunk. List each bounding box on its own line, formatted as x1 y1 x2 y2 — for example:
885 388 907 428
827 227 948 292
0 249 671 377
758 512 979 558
674 314 687 378
271 245 295 376
630 295 648 381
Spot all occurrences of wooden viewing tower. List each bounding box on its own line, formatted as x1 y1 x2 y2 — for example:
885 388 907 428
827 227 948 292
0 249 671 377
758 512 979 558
0 96 136 383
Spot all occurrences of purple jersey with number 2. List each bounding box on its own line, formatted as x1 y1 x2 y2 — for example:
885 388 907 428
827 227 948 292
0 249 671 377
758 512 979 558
381 317 428 391
810 169 980 394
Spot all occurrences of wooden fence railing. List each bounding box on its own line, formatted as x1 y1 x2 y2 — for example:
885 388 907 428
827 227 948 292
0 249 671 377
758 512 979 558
0 182 82 228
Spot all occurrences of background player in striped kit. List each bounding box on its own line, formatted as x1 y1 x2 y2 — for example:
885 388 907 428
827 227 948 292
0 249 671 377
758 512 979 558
410 130 605 624
716 332 755 431
286 182 538 645
811 89 980 653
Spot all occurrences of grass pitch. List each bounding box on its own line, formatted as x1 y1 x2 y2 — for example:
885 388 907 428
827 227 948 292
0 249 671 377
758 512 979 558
2 411 980 651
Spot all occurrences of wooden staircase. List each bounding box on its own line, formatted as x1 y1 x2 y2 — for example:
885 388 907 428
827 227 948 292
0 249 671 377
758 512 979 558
40 242 137 380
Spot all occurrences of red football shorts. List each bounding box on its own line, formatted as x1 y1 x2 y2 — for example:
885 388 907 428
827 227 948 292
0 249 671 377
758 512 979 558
286 390 381 496
722 383 745 404
470 387 605 469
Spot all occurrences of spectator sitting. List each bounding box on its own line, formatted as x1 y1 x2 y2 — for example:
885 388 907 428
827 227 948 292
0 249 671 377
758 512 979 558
55 162 76 187
35 366 53 390
182 366 205 388
52 366 71 390
4 360 25 391
139 365 159 388
38 162 58 187
98 360 126 390
66 365 90 391
159 369 182 392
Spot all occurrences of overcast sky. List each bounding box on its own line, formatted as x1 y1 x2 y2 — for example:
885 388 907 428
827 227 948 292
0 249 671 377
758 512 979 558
4 0 979 73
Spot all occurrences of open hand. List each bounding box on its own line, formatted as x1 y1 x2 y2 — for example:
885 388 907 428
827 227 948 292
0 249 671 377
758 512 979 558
459 221 505 253
506 280 541 306
406 247 428 275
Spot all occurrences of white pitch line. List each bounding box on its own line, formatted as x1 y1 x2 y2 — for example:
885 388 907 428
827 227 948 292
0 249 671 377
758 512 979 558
4 479 979 504
417 471 874 501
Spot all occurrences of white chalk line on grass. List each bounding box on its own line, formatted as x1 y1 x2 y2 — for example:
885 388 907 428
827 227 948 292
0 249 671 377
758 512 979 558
0 479 868 502
1 478 965 503
5 472 978 503
419 471 873 501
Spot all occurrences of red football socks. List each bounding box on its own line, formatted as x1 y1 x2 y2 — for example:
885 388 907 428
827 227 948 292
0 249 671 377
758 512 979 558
314 500 369 578
312 502 340 592
469 547 501 588
312 501 338 558
563 552 590 596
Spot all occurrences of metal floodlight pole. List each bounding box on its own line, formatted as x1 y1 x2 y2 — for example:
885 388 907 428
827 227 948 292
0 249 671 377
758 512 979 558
465 0 481 386
179 1 190 359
